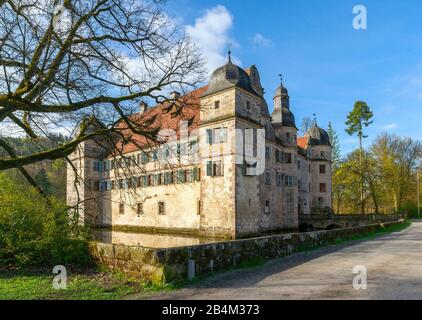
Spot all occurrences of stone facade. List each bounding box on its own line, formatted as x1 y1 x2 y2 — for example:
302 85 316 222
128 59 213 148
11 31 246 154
67 61 333 239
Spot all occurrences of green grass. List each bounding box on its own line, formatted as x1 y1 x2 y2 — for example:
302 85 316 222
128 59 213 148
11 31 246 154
0 267 163 300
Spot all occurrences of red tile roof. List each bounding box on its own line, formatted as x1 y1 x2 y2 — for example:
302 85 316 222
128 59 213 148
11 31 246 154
113 85 310 155
114 86 207 154
297 136 309 150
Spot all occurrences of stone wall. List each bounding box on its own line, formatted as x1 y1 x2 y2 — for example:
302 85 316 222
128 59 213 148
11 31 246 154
89 220 406 285
299 213 405 230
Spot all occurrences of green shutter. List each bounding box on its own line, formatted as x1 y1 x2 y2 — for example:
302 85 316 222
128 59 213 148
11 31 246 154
206 161 213 176
206 129 213 144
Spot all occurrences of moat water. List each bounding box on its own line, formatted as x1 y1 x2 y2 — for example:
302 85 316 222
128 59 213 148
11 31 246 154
93 229 226 249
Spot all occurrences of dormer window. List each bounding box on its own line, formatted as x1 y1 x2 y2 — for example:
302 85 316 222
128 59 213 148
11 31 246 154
214 100 220 109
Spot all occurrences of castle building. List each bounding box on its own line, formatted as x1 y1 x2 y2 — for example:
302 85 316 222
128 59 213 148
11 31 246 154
67 58 332 239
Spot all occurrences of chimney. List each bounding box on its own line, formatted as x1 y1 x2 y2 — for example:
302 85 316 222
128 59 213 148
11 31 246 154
170 91 181 100
139 101 148 113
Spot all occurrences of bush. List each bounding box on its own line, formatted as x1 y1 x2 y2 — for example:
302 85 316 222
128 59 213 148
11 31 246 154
0 173 91 267
400 202 421 219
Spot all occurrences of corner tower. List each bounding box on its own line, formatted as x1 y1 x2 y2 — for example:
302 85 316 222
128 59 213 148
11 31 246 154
306 120 332 211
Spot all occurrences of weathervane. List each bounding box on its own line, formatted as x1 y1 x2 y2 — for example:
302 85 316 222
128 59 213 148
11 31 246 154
278 74 283 85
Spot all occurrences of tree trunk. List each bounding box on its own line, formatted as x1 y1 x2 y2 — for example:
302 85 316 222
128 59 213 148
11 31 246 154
369 182 379 214
359 135 365 214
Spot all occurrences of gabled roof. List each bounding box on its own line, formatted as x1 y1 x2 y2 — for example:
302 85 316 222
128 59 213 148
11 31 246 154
114 86 207 154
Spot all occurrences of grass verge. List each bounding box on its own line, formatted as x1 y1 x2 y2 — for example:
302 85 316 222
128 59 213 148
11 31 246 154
0 267 166 300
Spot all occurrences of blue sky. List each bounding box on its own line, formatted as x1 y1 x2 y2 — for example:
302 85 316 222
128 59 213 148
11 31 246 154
167 0 422 155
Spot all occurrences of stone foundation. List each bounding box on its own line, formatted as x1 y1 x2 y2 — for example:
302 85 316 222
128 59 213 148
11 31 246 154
89 220 406 285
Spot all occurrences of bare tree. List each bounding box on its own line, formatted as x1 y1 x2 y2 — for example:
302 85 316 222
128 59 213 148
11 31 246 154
299 116 312 135
0 0 205 191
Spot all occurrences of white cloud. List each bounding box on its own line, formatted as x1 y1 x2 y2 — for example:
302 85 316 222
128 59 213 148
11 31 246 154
380 123 398 130
185 5 238 74
251 33 274 48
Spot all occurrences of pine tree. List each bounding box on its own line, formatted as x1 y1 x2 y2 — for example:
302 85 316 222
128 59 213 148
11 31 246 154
34 168 52 196
345 101 374 214
327 122 341 170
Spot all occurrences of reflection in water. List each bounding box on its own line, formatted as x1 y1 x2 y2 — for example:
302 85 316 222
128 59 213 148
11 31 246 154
93 229 224 249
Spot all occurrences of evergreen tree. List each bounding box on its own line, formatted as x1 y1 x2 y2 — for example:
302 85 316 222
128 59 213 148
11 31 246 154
34 168 52 196
327 122 341 170
345 101 374 214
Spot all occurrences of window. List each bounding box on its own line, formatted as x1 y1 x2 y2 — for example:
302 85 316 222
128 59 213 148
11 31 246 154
119 203 125 215
265 171 272 185
184 170 191 183
284 152 292 164
265 146 270 159
319 183 327 193
93 161 103 172
152 149 158 161
284 175 293 187
286 132 291 143
215 128 227 143
246 101 251 111
99 181 106 191
164 172 174 185
297 159 301 169
177 170 186 183
141 176 149 187
275 149 283 162
206 160 224 177
319 164 326 174
206 129 213 144
308 164 311 173
321 151 326 158
214 100 220 109
154 174 163 186
276 172 283 186
137 203 143 216
105 160 111 171
158 201 165 215
298 179 302 190
206 127 227 144
140 152 149 164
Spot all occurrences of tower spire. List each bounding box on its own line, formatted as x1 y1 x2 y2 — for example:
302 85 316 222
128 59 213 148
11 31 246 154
278 74 283 86
228 45 232 63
